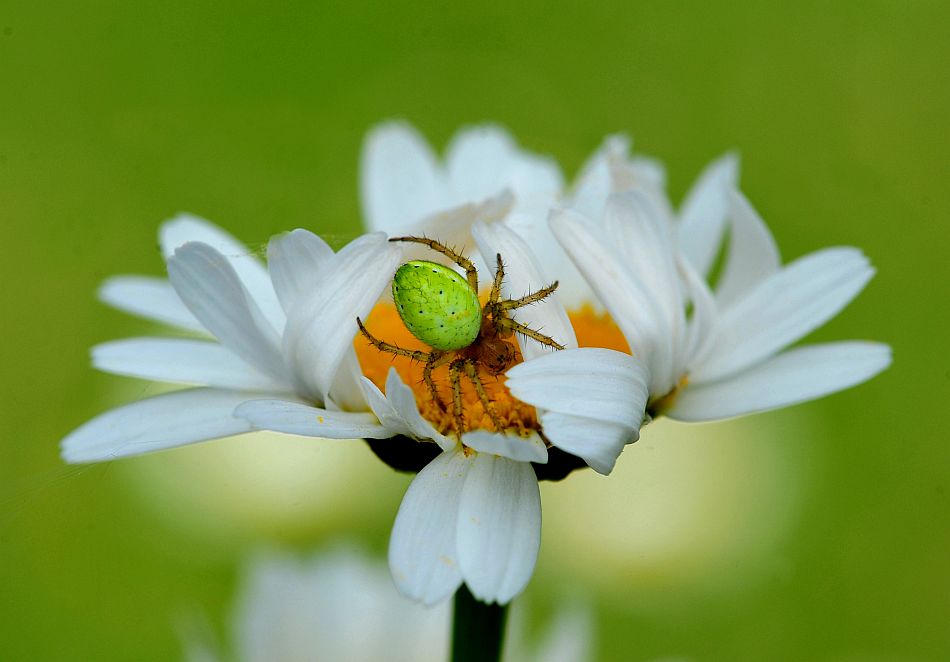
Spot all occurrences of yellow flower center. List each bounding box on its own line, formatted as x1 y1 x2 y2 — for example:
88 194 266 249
354 303 630 435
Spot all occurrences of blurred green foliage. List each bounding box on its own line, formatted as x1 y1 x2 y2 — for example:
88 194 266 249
0 1 946 660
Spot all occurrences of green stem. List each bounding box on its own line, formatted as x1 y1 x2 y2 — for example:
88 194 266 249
451 584 509 662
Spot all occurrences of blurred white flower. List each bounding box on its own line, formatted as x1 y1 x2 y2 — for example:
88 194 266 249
184 546 595 662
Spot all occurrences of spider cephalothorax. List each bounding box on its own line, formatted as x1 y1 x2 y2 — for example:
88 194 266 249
357 236 564 437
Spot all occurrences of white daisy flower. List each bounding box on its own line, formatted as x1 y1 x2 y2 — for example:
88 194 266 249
62 212 647 607
61 214 404 462
506 170 891 426
184 546 595 662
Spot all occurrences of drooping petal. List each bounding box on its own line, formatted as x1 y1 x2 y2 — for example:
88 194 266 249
506 347 649 474
676 152 740 277
457 454 541 604
549 209 672 393
98 275 205 334
358 369 454 452
714 189 781 307
446 125 562 210
282 233 403 403
462 431 548 464
360 121 449 234
267 229 334 314
532 412 634 476
159 213 285 332
472 221 577 360
167 242 289 384
61 388 258 462
691 247 875 383
234 399 390 439
389 449 470 605
670 341 892 422
92 338 287 391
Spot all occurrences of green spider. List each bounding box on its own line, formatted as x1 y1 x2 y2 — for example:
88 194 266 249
357 236 565 437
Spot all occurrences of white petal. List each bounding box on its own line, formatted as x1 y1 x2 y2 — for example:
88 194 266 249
715 189 781 307
98 275 205 333
446 125 562 209
549 209 672 394
359 121 449 233
679 256 719 372
283 233 403 402
61 388 256 462
570 134 629 221
457 455 541 604
535 412 633 476
159 213 285 331
167 242 289 383
602 192 682 381
462 430 548 464
92 338 286 391
506 348 649 429
676 152 740 277
389 449 469 605
670 341 892 421
358 369 454 452
267 229 334 314
234 399 390 439
506 347 649 474
472 221 577 360
691 247 875 383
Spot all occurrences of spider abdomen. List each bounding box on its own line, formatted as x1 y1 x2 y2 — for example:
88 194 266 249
392 260 481 351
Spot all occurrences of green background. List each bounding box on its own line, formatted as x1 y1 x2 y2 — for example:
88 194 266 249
1 1 946 660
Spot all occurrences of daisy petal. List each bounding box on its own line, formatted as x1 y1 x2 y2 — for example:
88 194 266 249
692 247 875 383
446 125 562 207
234 399 390 439
389 449 469 605
505 347 649 429
283 233 403 403
98 275 205 334
267 229 334 314
462 431 548 464
472 221 577 360
506 347 649 474
167 242 289 383
457 455 541 604
534 412 634 475
677 152 740 277
715 189 781 307
360 121 449 234
92 338 286 391
549 209 670 391
670 341 892 421
570 135 629 222
61 388 256 462
358 369 453 452
160 213 285 331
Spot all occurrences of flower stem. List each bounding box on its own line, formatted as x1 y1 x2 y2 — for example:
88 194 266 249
451 584 508 662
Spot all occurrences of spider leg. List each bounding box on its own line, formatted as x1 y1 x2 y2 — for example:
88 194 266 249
356 317 432 362
449 359 466 439
495 316 566 350
487 253 505 308
499 280 560 310
463 360 504 432
423 351 454 412
389 236 478 292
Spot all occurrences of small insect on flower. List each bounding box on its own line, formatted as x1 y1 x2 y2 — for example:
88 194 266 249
357 236 565 437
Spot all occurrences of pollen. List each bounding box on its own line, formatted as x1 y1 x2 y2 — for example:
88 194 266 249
355 302 628 436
